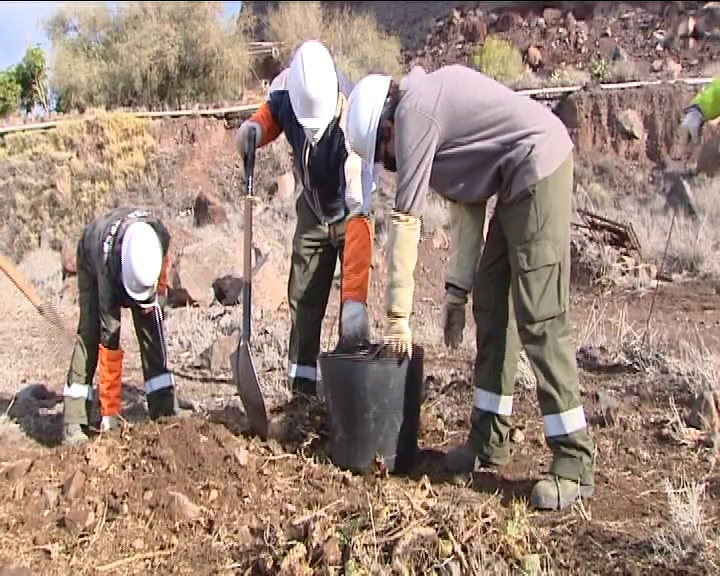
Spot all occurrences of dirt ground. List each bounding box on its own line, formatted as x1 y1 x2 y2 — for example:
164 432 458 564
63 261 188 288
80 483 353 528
0 238 718 575
1 2 720 575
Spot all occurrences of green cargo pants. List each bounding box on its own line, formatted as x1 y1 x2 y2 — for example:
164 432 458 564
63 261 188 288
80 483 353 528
470 153 594 485
64 247 177 427
287 195 345 396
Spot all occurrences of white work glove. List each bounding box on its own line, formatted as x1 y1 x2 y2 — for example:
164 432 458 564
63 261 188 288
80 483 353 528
384 316 413 358
679 106 705 145
339 300 369 348
441 286 468 349
235 121 262 158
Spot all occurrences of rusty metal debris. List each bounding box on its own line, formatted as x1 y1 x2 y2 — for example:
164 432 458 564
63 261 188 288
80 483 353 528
572 209 643 259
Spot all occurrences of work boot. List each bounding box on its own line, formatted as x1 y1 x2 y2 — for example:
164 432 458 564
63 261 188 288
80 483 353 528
444 441 504 474
86 390 101 430
290 378 316 398
63 396 91 446
63 424 90 446
147 387 179 420
530 475 594 511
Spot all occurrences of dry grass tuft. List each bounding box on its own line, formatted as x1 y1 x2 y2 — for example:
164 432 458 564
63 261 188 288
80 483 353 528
0 110 160 260
589 57 643 83
262 1 403 83
576 301 672 376
165 306 218 361
574 170 720 281
671 338 720 397
630 177 720 279
652 477 715 564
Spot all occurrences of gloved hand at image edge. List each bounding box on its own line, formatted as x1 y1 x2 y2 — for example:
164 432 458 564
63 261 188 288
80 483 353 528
679 106 705 145
384 210 421 357
339 215 373 347
442 201 487 349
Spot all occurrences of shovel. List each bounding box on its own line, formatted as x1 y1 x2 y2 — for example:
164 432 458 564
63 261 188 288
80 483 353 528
230 130 269 441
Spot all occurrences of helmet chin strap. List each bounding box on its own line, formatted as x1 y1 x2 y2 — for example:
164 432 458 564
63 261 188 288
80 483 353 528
305 87 345 146
304 124 329 146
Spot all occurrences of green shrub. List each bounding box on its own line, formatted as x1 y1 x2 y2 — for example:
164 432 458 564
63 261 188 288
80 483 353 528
471 36 525 86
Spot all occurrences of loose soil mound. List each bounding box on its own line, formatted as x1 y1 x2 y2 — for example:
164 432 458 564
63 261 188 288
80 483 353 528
1 356 718 575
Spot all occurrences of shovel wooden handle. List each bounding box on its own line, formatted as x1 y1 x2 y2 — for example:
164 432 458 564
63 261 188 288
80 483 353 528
0 252 43 309
242 130 257 344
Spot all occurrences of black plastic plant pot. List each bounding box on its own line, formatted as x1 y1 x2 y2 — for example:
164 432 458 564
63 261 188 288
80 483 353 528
318 343 424 476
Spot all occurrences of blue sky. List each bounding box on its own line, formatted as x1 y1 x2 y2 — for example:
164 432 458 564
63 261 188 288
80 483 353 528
0 1 243 70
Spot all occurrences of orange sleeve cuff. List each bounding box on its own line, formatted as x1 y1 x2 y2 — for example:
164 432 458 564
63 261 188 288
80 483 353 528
249 103 282 147
157 255 170 297
98 345 124 416
342 216 373 304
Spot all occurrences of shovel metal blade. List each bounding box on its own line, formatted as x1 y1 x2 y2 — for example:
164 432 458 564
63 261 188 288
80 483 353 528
230 341 269 441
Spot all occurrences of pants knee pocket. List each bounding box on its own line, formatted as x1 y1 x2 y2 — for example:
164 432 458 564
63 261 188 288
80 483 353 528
513 239 567 325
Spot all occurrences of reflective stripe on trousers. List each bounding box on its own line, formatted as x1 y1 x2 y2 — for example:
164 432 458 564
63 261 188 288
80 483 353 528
288 363 317 382
145 372 174 394
64 383 95 400
474 387 587 437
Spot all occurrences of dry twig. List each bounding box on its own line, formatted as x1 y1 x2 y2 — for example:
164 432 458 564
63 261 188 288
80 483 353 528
96 549 174 572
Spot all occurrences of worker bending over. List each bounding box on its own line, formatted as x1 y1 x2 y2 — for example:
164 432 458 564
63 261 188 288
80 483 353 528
345 64 595 511
63 207 178 445
235 40 375 397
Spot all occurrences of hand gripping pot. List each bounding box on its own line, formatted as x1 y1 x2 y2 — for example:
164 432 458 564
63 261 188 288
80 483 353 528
318 344 425 474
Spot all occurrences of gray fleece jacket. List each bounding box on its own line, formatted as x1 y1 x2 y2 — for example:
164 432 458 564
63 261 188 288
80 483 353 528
393 65 574 216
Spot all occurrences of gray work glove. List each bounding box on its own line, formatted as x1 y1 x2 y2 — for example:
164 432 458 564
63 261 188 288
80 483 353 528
442 285 468 349
235 121 262 158
679 106 704 145
339 300 370 348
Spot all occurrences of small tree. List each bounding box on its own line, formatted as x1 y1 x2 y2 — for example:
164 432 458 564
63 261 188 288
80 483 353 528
44 2 252 112
0 68 21 117
14 45 50 113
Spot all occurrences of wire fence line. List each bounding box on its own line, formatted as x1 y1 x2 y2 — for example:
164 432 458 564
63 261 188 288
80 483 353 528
0 75 714 137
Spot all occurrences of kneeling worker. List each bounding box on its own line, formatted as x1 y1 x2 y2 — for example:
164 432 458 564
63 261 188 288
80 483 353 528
63 207 179 445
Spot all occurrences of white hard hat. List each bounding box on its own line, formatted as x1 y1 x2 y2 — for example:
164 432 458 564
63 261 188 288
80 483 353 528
287 40 338 130
120 221 163 306
346 74 392 167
